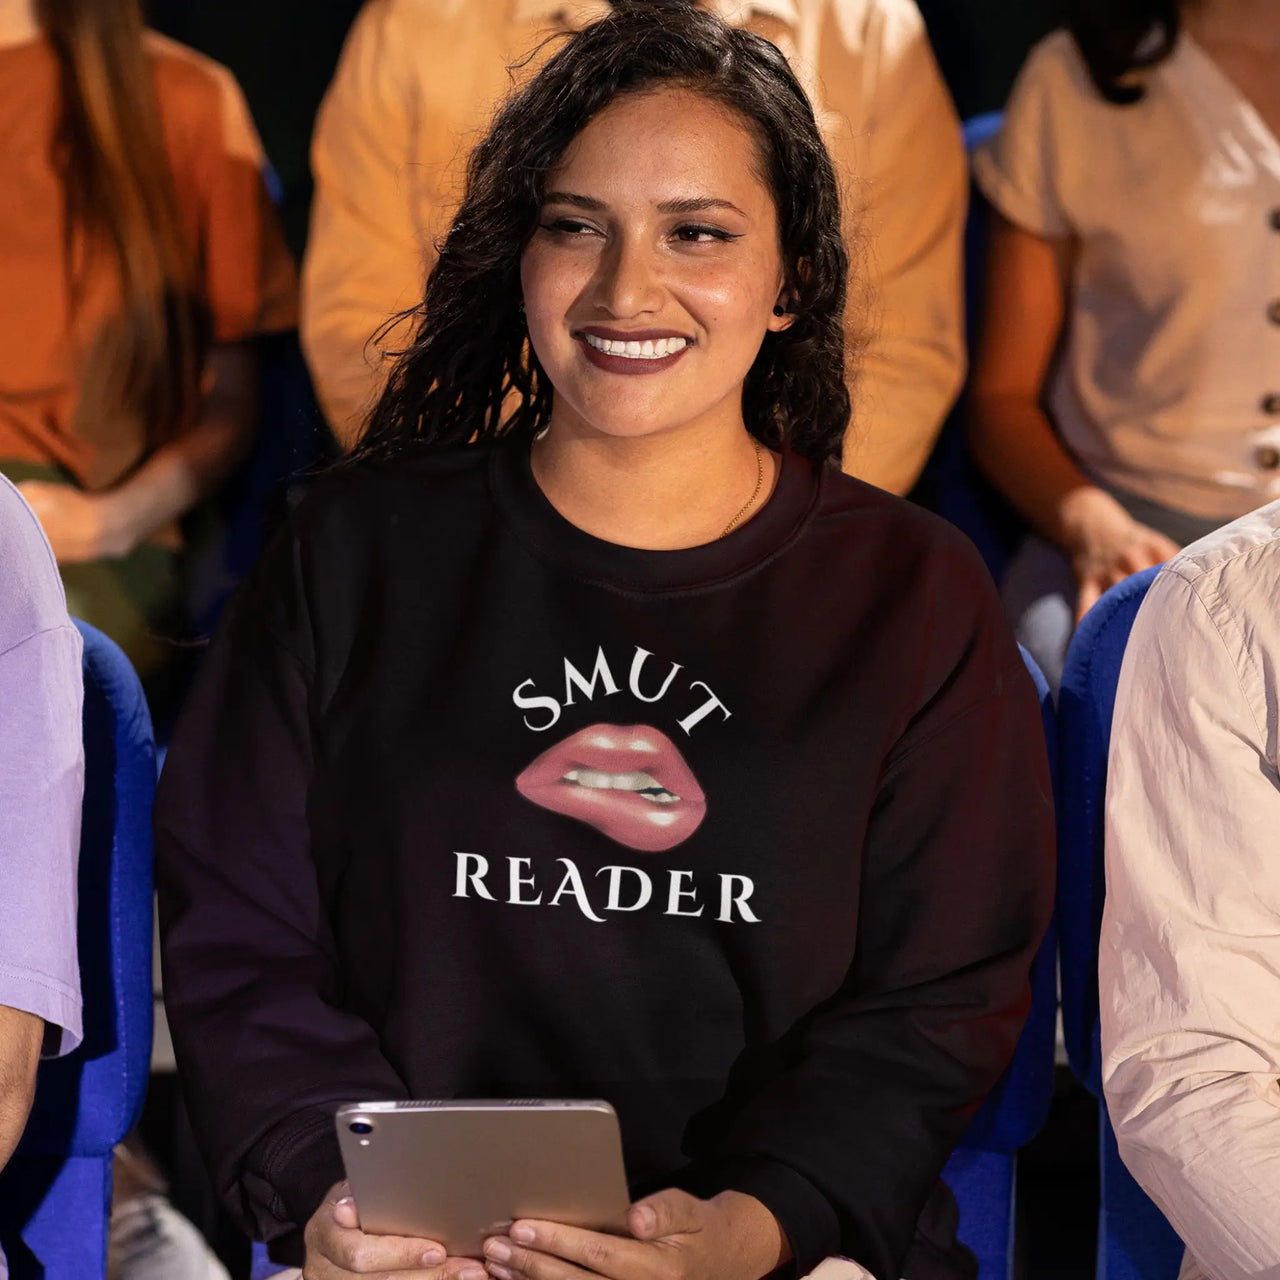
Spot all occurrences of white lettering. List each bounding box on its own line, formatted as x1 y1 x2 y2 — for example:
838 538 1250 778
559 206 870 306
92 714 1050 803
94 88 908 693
665 869 704 917
676 680 732 735
563 647 620 707
456 854 760 923
549 858 607 923
629 648 683 704
513 678 561 732
717 874 760 923
508 857 543 905
453 852 495 900
597 865 653 912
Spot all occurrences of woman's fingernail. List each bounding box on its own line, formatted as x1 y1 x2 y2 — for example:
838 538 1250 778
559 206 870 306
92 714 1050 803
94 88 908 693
460 1267 488 1280
485 1238 513 1261
422 1247 446 1265
509 1224 535 1245
634 1205 657 1234
335 1196 355 1207
486 1265 514 1280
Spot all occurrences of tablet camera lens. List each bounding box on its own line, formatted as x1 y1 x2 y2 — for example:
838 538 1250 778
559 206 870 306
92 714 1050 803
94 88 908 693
348 1120 374 1135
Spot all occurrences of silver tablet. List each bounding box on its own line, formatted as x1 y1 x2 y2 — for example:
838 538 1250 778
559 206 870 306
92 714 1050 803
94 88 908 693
335 1099 632 1258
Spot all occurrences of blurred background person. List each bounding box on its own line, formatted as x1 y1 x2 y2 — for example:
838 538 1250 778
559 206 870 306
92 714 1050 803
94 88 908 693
300 0 968 495
0 0 296 721
968 0 1280 689
0 474 83 1280
1 0 291 1273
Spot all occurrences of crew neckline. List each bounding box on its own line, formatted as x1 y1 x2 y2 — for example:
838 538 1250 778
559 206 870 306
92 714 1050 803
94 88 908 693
489 434 819 593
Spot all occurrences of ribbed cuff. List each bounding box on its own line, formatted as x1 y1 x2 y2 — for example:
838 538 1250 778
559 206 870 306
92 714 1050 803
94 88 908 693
697 1155 842 1280
260 1107 347 1241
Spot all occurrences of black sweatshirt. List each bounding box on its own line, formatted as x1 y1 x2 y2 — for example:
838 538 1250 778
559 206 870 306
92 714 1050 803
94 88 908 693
155 440 1054 1278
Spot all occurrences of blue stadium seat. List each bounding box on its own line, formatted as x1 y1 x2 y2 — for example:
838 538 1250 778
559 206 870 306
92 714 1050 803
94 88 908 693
944 643 1058 1279
1057 568 1184 1280
0 622 156 1278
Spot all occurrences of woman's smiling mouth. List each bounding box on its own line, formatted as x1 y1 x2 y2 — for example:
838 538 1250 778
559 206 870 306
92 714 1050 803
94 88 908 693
576 329 694 376
582 333 689 359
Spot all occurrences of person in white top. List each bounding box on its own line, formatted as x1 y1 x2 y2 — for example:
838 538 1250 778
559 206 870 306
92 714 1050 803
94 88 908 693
967 0 1280 690
1101 498 1280 1280
299 0 967 495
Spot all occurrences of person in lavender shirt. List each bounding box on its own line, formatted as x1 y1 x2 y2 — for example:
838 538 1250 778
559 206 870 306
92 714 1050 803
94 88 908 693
0 474 84 1278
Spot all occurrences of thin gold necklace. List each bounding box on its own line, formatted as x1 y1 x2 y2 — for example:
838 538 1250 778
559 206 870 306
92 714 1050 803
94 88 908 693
721 439 765 538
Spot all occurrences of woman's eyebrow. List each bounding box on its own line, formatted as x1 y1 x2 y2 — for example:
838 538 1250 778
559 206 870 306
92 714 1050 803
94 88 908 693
656 196 746 216
541 191 606 210
540 192 747 217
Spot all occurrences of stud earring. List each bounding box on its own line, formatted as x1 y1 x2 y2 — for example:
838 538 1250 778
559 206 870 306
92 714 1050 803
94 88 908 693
772 304 786 317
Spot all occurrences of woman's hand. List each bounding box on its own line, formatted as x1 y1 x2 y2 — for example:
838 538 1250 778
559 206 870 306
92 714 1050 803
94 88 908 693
17 481 134 563
303 1181 488 1280
1060 487 1179 623
480 1188 790 1280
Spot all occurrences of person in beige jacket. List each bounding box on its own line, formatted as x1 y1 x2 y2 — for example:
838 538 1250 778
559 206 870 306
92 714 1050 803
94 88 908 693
300 0 966 494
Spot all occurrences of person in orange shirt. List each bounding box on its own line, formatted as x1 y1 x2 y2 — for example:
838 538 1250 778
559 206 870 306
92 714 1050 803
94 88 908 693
0 0 296 713
301 0 966 495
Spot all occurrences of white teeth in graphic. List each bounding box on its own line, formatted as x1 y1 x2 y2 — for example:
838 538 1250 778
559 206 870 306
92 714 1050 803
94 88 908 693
583 334 689 359
561 767 680 803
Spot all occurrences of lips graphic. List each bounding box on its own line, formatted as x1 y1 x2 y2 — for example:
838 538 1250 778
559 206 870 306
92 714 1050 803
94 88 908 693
515 723 707 852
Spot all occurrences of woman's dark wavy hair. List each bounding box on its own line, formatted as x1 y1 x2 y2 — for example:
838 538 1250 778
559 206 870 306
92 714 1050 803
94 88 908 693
356 0 849 466
1067 0 1180 105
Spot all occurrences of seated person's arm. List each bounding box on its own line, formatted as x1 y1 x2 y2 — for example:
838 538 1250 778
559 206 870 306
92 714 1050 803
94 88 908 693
829 5 967 495
968 214 1176 617
301 0 422 448
1102 566 1280 1279
100 341 259 550
0 1008 43 1172
0 482 84 1164
155 525 408 1255
672 539 1055 1279
19 342 258 564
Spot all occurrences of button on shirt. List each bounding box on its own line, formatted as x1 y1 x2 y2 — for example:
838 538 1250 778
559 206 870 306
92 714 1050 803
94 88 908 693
300 0 967 493
1101 501 1280 1280
974 31 1280 521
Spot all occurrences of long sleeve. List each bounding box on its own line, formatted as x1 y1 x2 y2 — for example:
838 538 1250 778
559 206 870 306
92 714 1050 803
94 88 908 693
693 540 1055 1279
826 0 967 495
1101 566 1280 1280
299 0 426 445
154 527 407 1250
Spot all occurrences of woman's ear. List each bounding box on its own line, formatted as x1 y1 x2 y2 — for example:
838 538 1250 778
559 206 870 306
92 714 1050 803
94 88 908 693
768 296 795 332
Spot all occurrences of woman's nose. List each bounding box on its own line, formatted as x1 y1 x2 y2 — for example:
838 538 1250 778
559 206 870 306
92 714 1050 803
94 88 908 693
591 235 663 317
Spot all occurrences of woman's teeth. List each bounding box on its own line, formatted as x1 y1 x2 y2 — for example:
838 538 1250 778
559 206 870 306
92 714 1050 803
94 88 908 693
561 767 680 804
583 334 689 359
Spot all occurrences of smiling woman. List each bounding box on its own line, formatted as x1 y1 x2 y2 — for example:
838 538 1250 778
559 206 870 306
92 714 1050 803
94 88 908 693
154 5 1056 1280
517 89 796 547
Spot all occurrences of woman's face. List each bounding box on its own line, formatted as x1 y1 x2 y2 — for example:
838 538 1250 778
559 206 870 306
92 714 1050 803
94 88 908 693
520 87 791 445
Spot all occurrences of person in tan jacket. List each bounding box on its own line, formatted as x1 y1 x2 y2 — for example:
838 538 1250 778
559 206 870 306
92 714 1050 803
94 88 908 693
300 0 965 494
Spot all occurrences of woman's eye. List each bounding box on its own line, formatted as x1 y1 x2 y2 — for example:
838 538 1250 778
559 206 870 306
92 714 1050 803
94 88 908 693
539 218 599 237
673 224 737 244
